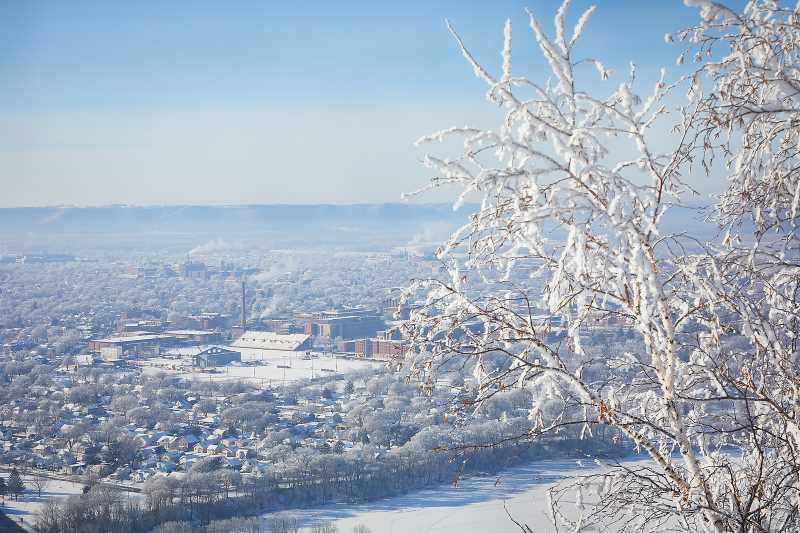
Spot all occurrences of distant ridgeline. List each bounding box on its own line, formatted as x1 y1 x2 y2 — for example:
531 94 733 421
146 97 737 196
0 202 715 252
0 204 471 234
0 203 474 251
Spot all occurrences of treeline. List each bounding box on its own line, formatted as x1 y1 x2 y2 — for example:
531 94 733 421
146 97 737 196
34 422 617 533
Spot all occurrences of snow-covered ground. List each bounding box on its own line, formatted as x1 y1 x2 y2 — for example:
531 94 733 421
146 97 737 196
140 350 382 386
265 455 652 533
3 456 656 532
1 474 144 531
1 476 86 531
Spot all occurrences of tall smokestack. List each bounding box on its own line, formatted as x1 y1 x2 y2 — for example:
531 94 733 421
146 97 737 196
241 280 246 331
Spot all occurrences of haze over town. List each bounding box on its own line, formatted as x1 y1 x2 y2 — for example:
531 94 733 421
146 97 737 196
1 1 798 533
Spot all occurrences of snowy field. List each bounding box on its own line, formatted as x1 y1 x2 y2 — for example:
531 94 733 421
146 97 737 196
265 455 652 533
1 475 87 530
140 349 382 386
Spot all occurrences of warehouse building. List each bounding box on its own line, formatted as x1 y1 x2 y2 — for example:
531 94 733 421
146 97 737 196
192 347 241 368
164 330 222 344
231 331 312 352
229 331 313 361
336 337 408 361
88 334 176 357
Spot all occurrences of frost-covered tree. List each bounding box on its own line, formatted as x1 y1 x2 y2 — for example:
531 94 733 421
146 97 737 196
400 0 800 531
27 469 50 498
267 513 301 533
310 522 339 533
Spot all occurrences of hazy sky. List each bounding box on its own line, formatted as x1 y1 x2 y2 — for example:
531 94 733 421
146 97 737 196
0 1 713 207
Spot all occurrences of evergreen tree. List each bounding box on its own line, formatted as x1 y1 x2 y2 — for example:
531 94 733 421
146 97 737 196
84 444 101 465
7 468 24 500
103 439 121 468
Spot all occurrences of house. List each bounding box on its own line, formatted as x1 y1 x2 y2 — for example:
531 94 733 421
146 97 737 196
132 469 155 482
235 448 254 460
199 416 219 426
33 443 51 455
157 460 176 473
73 354 96 366
206 444 222 455
109 467 131 481
63 462 86 475
136 433 158 447
156 435 189 452
240 459 258 473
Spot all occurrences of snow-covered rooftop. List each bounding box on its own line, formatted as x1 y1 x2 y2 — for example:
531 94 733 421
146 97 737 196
163 329 218 336
231 331 310 351
92 334 175 344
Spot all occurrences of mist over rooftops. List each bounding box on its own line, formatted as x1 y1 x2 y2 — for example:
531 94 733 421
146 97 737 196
0 202 718 255
0 203 472 233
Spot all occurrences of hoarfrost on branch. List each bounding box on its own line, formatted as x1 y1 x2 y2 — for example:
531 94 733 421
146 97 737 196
400 0 800 531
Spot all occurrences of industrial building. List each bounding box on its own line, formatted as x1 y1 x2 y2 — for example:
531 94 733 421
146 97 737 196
336 337 408 360
89 329 220 360
163 330 222 344
192 347 241 368
117 319 166 334
181 260 208 280
294 309 385 340
100 346 123 362
260 318 302 335
186 312 228 330
231 331 312 352
88 334 176 358
228 331 313 362
382 288 411 320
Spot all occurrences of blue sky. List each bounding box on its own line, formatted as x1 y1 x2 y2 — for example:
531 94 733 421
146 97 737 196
0 1 714 207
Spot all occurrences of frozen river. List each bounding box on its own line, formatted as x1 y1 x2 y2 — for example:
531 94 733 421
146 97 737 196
265 454 652 533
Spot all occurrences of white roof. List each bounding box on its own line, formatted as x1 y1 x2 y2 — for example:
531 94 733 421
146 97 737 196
231 331 310 351
92 334 174 343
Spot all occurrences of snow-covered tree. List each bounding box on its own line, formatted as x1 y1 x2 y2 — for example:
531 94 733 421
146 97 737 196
400 0 800 531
